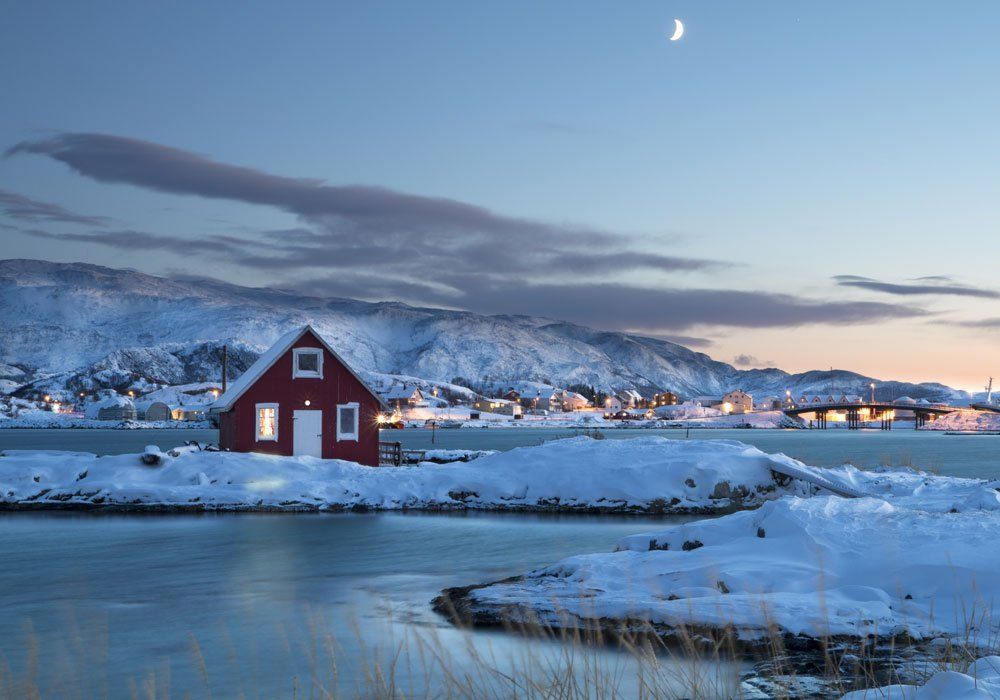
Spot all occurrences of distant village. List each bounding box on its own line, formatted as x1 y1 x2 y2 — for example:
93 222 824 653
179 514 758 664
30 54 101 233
1 375 957 428
0 324 960 431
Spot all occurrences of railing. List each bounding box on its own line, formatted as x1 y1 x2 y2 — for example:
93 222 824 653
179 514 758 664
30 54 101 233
379 441 402 466
378 442 428 466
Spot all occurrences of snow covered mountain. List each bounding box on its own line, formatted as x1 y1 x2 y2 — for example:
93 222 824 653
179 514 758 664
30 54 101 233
0 259 968 402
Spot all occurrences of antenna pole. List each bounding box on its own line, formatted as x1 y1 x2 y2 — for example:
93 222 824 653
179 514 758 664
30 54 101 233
222 345 228 394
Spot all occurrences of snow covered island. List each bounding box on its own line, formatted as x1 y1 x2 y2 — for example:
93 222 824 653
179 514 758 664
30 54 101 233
0 436 814 512
436 460 1000 664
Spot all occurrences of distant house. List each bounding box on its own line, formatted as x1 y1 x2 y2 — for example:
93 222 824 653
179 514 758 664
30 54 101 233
651 391 678 408
172 406 207 421
720 390 753 415
209 325 384 465
503 389 522 403
471 398 522 416
692 396 722 408
383 385 424 411
603 395 623 413
525 391 563 412
86 396 137 421
616 389 644 409
754 396 782 411
560 390 590 411
840 394 863 404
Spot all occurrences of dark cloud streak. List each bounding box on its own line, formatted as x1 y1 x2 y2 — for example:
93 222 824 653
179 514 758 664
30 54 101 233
834 275 999 299
0 188 109 226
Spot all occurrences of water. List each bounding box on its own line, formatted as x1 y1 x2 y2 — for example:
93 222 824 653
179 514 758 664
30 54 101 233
1 426 997 694
2 426 998 478
0 428 220 456
0 511 727 697
395 427 1000 479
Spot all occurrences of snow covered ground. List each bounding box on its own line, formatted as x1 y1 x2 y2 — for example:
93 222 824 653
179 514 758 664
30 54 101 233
652 409 803 429
841 656 1000 699
453 465 1000 647
922 409 1000 432
0 410 211 429
0 436 811 512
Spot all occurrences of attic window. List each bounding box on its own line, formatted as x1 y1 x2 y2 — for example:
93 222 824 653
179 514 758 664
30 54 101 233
293 348 323 379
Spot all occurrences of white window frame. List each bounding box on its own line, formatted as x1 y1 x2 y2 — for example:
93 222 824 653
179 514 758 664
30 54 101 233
255 403 279 442
292 348 324 379
336 402 359 442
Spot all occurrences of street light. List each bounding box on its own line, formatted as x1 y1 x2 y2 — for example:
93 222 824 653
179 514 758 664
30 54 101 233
869 383 875 403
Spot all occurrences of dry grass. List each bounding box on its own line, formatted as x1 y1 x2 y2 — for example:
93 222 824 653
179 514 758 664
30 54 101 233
0 597 995 700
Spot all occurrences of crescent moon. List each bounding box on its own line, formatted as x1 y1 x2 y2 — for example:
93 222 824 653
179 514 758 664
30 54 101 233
669 18 684 41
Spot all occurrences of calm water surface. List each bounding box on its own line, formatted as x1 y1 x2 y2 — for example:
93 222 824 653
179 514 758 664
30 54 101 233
0 511 726 697
3 426 995 478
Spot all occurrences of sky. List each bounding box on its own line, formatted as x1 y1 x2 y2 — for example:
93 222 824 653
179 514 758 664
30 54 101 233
2 1 999 390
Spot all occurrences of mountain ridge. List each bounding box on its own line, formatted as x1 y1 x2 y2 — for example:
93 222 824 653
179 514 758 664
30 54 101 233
0 259 968 403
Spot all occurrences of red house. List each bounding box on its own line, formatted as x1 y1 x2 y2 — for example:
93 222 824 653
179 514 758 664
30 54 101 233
210 325 385 466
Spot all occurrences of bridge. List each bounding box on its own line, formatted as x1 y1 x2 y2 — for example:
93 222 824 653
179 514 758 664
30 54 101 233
781 402 956 430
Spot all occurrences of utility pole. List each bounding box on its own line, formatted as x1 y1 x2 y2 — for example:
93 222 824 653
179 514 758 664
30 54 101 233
222 345 228 394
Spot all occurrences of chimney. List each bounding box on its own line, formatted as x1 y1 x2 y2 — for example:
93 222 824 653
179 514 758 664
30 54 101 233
222 344 228 394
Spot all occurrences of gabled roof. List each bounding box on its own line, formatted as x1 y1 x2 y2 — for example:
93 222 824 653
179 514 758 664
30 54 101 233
210 325 385 412
384 385 423 400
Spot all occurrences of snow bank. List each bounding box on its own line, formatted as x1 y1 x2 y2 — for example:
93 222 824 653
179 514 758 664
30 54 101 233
922 409 1000 432
458 480 1000 643
0 410 211 429
0 437 807 512
842 656 1000 699
653 403 722 419
653 410 804 429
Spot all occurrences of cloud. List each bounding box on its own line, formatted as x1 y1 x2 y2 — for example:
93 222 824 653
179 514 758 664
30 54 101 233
947 318 1000 330
0 188 109 226
6 132 927 334
733 354 774 368
291 275 927 331
833 275 1000 299
651 334 714 349
19 227 253 256
6 132 721 279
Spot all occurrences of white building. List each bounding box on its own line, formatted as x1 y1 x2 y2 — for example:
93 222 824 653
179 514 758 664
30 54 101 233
720 390 753 415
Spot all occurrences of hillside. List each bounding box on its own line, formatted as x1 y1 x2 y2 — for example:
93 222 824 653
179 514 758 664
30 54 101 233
0 259 967 403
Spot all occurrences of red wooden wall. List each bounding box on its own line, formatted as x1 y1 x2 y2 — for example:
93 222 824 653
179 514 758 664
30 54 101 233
218 330 381 466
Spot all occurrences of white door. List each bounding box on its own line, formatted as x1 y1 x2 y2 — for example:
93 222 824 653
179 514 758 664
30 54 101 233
292 410 323 457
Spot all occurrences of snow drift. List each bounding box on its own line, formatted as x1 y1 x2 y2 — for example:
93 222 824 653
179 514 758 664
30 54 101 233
841 656 1000 699
451 475 1000 644
0 436 809 512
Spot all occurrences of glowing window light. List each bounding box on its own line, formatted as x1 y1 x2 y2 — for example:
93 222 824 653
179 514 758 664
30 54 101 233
256 405 278 441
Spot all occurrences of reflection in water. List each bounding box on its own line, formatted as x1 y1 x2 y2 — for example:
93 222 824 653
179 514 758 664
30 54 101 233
0 511 743 696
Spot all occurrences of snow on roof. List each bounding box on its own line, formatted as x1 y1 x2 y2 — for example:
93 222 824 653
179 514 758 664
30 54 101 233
383 385 421 399
83 395 136 419
93 395 134 409
210 325 384 412
894 396 917 404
